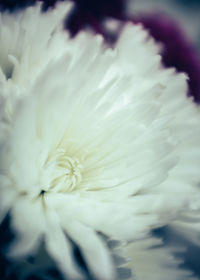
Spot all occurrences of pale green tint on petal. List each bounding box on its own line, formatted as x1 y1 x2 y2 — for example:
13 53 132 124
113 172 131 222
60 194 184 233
125 237 197 280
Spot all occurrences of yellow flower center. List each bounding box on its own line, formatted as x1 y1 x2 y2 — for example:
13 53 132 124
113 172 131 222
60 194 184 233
49 151 83 193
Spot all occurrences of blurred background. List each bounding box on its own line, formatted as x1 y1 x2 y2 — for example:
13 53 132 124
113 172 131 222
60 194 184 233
128 0 200 48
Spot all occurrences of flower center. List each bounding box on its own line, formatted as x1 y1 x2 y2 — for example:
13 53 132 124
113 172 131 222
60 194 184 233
50 152 83 193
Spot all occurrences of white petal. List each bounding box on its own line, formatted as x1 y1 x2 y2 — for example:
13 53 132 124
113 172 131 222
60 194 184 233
8 197 45 257
44 209 83 280
125 236 197 280
62 220 116 280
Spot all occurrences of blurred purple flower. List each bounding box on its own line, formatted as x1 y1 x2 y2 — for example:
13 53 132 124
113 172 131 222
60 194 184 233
65 0 125 36
132 12 200 102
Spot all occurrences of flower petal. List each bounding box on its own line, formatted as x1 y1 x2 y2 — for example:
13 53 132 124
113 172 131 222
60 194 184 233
45 209 83 280
126 236 197 280
62 220 116 280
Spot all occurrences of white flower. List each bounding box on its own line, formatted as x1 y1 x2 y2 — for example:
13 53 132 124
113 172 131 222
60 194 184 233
125 236 197 280
0 2 72 86
0 2 72 124
1 3 200 280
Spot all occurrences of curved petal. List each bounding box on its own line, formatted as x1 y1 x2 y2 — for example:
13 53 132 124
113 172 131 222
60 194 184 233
8 197 45 258
62 219 116 280
44 209 83 280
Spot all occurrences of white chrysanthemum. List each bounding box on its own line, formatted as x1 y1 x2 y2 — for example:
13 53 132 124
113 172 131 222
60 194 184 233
1 3 200 280
0 2 73 137
125 236 198 280
0 2 73 85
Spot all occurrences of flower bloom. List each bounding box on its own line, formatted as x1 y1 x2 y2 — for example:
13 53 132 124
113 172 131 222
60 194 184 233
1 3 200 280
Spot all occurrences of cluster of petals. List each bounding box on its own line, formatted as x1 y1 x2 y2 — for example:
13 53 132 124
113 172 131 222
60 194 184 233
0 2 200 280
